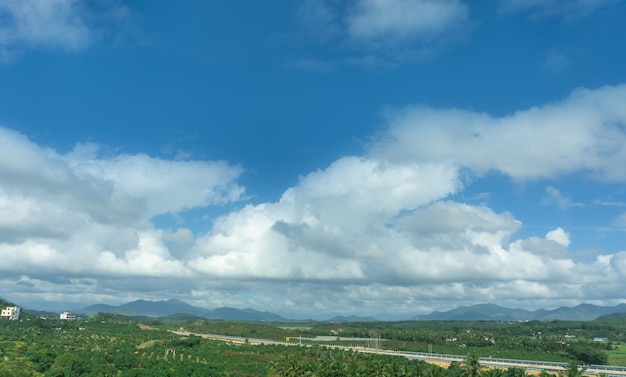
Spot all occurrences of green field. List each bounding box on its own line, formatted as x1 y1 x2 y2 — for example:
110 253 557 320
608 344 626 366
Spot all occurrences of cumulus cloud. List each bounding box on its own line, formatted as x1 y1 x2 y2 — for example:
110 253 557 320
370 84 626 181
187 84 624 313
67 148 245 217
3 84 626 316
188 157 461 282
545 227 571 247
0 125 244 281
185 150 623 313
0 0 132 61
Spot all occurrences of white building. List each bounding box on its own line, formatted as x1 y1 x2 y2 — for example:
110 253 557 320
1 306 21 320
60 312 76 320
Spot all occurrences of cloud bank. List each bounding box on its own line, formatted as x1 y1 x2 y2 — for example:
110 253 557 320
2 84 626 316
370 85 626 181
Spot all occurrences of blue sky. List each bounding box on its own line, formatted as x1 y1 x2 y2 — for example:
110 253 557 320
1 0 626 319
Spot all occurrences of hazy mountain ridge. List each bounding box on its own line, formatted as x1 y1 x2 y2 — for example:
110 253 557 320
413 303 626 321
78 300 626 322
74 299 286 322
4 296 626 322
596 312 626 321
329 315 379 322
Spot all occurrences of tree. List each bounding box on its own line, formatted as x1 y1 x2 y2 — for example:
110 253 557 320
0 359 43 377
462 352 482 377
505 367 526 377
482 369 505 377
45 353 87 377
267 354 304 377
568 345 608 365
539 371 556 377
562 360 586 377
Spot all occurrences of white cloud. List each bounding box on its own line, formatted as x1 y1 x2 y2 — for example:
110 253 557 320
0 125 244 281
546 227 571 247
610 252 626 277
370 84 626 181
294 0 470 66
0 0 132 61
182 84 626 314
184 153 624 314
346 0 469 45
67 150 245 217
594 200 626 207
542 186 584 209
97 230 192 277
189 157 461 282
3 86 626 316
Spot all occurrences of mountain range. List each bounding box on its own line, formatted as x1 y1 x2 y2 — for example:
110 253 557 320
73 299 286 322
4 296 626 322
75 300 626 322
413 303 626 321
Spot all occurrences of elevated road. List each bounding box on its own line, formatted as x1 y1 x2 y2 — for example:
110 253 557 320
169 330 626 376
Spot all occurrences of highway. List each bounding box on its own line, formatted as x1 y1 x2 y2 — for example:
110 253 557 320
395 352 626 377
169 330 626 376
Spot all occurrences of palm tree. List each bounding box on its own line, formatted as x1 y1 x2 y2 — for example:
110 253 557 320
562 360 586 377
482 369 505 377
427 364 446 377
505 367 526 377
462 351 482 377
267 354 304 377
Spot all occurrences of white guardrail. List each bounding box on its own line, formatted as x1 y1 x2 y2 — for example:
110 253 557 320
398 351 626 377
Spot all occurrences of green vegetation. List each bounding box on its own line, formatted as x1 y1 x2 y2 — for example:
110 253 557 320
608 344 626 366
307 319 623 364
2 312 625 376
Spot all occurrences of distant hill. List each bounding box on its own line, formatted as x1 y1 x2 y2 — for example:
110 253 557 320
329 315 379 322
78 303 117 316
535 303 626 321
0 298 47 320
116 299 208 317
0 297 14 307
415 304 533 321
5 295 626 322
413 303 626 321
74 299 286 322
160 313 207 322
198 307 284 322
23 309 62 319
596 312 626 321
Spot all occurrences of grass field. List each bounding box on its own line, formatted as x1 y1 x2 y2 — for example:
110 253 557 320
608 344 626 366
